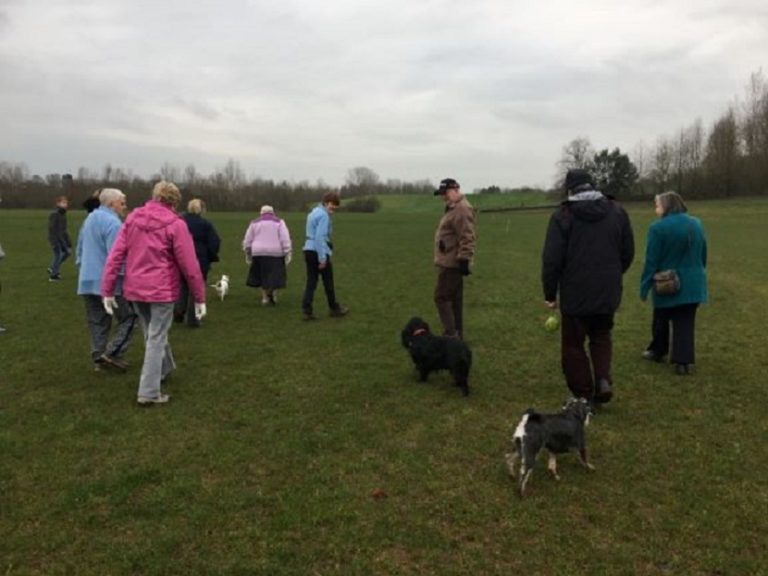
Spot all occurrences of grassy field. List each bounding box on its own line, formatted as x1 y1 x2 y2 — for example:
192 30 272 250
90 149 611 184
1 195 767 575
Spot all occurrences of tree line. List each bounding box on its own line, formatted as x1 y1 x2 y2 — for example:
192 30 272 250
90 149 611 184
2 70 767 209
0 160 433 212
556 70 768 199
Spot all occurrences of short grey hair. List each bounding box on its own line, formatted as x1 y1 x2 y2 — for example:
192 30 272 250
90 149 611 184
99 188 125 206
655 191 688 215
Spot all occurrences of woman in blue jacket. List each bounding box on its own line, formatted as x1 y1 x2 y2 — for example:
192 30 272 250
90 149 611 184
640 192 708 375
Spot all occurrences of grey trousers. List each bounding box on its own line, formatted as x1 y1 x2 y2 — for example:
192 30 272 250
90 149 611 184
83 294 137 363
133 302 176 400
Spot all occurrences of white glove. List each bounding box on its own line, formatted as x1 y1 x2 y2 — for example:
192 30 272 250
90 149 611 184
194 302 207 321
245 254 252 265
103 296 117 316
284 252 292 265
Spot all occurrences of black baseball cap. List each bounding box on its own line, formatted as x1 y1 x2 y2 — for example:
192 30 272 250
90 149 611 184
434 178 460 196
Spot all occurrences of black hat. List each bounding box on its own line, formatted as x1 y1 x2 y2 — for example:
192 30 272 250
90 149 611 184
434 178 460 196
564 169 593 192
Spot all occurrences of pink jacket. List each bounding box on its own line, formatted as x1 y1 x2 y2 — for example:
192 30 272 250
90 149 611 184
242 213 292 257
102 200 206 303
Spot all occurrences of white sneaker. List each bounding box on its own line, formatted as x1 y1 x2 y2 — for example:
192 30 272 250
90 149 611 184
137 394 170 405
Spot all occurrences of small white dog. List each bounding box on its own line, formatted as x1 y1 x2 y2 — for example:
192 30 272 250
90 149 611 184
210 274 230 301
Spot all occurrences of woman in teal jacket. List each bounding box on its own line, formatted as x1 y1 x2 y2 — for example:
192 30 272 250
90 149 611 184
640 192 708 375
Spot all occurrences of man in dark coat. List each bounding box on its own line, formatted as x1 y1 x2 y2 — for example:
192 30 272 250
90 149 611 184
541 169 635 406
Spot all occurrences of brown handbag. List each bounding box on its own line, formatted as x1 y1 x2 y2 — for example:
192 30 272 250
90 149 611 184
653 269 680 295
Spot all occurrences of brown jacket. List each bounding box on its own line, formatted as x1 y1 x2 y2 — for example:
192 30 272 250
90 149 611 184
434 195 476 268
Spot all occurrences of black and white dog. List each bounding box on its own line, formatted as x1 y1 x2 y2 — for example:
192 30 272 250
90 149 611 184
505 397 594 497
400 316 472 396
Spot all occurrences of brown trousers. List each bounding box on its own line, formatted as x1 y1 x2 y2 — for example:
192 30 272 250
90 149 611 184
434 266 464 337
561 313 614 399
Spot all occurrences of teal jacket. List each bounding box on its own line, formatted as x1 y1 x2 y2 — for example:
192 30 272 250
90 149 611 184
640 212 708 308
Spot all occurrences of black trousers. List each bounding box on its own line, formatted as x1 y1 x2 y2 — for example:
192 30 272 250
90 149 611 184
561 313 614 400
302 251 339 314
176 269 208 326
647 304 698 365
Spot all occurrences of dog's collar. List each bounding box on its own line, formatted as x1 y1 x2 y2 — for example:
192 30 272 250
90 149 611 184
412 328 428 336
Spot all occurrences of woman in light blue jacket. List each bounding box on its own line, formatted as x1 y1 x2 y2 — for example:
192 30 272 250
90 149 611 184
640 192 708 375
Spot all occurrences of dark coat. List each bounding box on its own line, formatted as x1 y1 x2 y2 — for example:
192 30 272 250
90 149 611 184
640 212 708 308
48 208 71 247
542 193 634 316
182 213 221 276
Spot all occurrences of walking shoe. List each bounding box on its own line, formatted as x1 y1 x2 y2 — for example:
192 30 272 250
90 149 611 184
674 363 690 376
48 274 61 282
303 312 317 321
99 354 128 372
0 326 6 334
329 305 349 318
641 350 665 362
137 394 170 406
261 296 270 305
594 378 613 404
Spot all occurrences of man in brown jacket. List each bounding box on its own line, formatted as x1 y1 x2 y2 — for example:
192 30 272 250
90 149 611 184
434 178 476 339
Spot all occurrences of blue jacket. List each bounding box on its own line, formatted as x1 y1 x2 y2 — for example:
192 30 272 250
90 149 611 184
302 204 333 263
640 212 708 308
76 206 123 296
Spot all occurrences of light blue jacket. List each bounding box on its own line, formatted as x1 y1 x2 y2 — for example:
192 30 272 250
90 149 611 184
76 206 123 296
640 212 708 308
302 204 333 264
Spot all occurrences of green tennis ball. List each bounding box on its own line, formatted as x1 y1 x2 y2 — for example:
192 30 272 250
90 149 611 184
544 314 560 332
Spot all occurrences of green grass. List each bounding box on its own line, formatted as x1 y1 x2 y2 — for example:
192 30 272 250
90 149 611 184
1 196 767 575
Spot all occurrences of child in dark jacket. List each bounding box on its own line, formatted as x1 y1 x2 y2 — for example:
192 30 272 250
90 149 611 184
48 196 72 281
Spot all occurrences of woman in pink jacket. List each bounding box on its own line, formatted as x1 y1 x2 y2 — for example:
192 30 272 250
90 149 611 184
102 181 206 405
243 205 292 305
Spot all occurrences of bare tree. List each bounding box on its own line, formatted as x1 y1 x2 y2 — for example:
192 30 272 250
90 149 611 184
555 137 595 185
345 166 380 196
741 70 768 194
220 158 245 191
183 164 199 186
159 162 180 183
705 107 740 197
652 137 674 193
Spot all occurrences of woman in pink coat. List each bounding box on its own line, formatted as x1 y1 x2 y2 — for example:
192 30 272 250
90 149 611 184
243 205 292 305
102 181 206 405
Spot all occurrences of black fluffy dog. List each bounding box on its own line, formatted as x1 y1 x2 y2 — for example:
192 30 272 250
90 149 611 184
400 317 472 396
505 397 594 497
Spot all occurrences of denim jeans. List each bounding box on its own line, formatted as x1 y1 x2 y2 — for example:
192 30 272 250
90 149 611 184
49 243 71 276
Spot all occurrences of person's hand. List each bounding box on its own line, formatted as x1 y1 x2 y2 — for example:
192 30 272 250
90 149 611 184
545 300 558 309
284 252 292 265
458 259 471 276
245 253 252 265
194 303 207 321
319 260 327 270
103 296 117 315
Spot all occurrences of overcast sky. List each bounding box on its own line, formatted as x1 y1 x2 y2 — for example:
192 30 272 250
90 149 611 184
1 0 766 189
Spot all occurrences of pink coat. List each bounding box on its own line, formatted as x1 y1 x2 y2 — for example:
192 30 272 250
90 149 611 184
242 213 292 257
102 200 206 303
